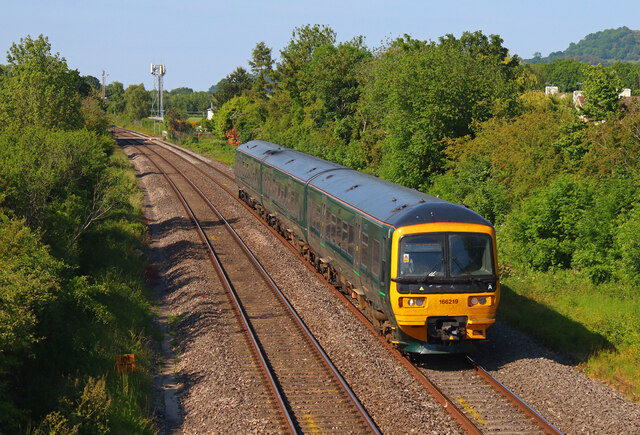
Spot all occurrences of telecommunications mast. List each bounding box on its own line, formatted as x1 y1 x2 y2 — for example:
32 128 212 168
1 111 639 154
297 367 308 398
150 64 166 120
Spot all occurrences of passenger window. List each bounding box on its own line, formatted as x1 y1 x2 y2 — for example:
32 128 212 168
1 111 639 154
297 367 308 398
372 239 380 277
311 202 321 234
342 221 349 251
361 233 369 272
330 214 337 243
347 225 355 257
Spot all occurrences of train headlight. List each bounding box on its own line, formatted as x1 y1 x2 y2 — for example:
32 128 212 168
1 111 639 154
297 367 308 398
469 296 491 306
402 297 424 308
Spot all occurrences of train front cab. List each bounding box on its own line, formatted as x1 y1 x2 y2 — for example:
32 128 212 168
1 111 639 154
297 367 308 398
389 222 500 354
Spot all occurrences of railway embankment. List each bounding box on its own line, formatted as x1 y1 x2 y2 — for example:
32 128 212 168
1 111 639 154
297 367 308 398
0 129 156 432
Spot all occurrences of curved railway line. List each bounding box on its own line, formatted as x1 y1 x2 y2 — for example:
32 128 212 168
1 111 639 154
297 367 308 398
120 134 379 434
115 127 562 434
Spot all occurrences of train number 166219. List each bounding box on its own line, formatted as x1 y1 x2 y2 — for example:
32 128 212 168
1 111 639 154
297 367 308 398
439 298 459 305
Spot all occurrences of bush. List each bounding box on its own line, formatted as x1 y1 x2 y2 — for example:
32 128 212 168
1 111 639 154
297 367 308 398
0 213 61 428
499 175 593 271
0 127 115 257
615 201 640 284
572 177 639 282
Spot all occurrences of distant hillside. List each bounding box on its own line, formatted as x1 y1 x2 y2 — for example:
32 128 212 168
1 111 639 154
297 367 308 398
527 26 640 65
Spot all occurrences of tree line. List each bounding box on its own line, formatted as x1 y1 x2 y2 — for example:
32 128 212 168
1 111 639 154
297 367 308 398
528 26 640 66
199 27 640 393
199 25 639 290
0 35 153 432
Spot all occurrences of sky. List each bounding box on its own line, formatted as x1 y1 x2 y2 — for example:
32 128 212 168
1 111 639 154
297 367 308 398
2 0 639 92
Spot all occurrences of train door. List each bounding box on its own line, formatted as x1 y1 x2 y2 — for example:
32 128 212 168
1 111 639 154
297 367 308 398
321 196 327 242
354 215 362 268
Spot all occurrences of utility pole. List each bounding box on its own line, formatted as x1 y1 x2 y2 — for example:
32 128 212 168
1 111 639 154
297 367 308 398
150 64 166 136
150 64 166 120
101 70 107 99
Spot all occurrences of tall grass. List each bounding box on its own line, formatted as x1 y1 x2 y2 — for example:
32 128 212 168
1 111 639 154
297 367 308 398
500 270 640 402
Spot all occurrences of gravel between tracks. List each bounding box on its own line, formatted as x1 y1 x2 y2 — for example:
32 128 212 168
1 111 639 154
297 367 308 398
148 142 463 434
124 144 281 434
128 139 640 434
470 321 640 434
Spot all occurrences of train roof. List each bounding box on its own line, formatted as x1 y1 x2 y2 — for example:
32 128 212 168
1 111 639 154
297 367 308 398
238 140 344 180
237 141 491 229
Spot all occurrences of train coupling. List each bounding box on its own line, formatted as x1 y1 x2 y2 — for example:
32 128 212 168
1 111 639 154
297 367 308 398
428 316 467 342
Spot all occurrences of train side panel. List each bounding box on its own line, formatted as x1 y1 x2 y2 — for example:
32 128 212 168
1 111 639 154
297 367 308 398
235 151 262 204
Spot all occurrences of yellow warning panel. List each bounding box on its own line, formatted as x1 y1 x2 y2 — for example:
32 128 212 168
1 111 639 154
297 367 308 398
116 354 136 374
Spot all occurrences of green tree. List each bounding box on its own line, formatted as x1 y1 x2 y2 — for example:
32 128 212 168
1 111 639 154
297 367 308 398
105 81 125 114
165 88 212 113
534 58 588 92
79 75 100 96
0 212 62 427
81 93 109 134
607 62 640 93
307 37 371 118
360 32 520 189
278 24 337 104
249 41 275 96
124 83 150 120
431 92 581 223
0 34 83 131
439 31 520 80
213 95 248 139
212 67 252 108
582 65 623 119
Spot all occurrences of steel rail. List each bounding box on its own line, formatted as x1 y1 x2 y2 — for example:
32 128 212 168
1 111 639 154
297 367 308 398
114 126 235 182
116 129 486 434
136 139 380 434
127 139 297 434
117 128 560 434
466 355 563 434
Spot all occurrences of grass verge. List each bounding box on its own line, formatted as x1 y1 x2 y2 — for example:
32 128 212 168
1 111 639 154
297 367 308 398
499 269 640 402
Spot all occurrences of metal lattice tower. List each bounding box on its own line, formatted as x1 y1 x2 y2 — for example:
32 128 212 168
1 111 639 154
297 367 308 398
150 64 166 120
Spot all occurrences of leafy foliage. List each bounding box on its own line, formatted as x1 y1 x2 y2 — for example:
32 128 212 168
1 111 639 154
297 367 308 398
124 83 151 120
530 58 589 92
528 26 640 65
164 87 212 112
249 41 275 96
0 34 154 432
360 32 520 189
212 67 252 108
0 34 83 131
105 81 126 115
582 65 623 119
278 24 337 105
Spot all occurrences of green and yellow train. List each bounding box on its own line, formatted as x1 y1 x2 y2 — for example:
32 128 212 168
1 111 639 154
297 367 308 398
235 140 499 354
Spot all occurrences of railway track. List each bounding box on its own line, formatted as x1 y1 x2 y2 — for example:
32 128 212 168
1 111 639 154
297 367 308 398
115 127 561 434
118 134 379 434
